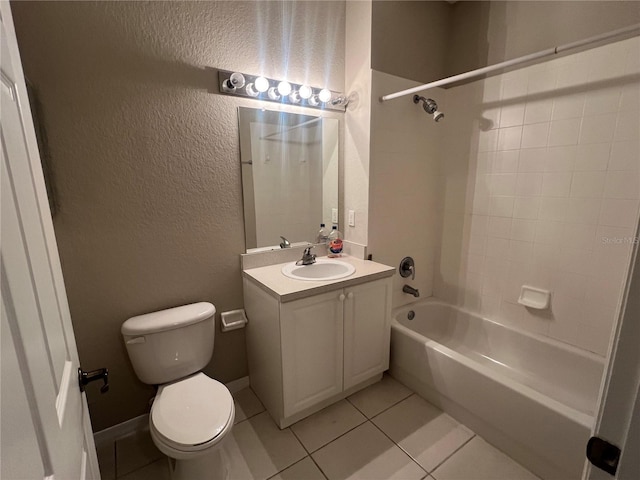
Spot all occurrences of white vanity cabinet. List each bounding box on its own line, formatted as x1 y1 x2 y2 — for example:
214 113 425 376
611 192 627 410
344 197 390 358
243 270 393 428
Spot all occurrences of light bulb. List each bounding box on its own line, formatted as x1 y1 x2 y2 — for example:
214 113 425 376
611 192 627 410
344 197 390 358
254 76 269 93
277 81 292 96
299 85 312 99
289 91 301 104
229 72 245 88
319 88 332 103
308 95 320 106
245 83 259 97
267 87 281 100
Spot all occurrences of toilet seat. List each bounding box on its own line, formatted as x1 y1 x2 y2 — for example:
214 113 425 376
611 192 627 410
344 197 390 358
151 373 234 453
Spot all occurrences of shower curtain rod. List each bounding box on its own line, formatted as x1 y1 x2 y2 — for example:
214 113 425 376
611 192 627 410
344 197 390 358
380 23 640 102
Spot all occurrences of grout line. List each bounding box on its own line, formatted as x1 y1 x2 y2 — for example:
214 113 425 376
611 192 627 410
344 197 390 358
429 434 476 478
289 428 311 456
367 415 428 476
113 440 118 479
345 388 414 420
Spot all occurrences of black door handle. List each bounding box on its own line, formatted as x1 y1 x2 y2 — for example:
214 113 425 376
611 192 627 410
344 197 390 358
78 368 109 394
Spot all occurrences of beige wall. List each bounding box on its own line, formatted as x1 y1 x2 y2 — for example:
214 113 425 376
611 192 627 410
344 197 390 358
371 0 452 84
448 1 640 76
11 0 345 431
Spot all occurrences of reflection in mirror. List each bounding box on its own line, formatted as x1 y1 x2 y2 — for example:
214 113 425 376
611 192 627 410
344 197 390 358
238 107 339 252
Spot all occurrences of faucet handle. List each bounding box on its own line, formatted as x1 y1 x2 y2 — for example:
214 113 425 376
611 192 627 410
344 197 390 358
280 236 291 249
399 257 416 280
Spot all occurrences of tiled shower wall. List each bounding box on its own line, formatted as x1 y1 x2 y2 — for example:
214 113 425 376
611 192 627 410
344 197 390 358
434 37 640 356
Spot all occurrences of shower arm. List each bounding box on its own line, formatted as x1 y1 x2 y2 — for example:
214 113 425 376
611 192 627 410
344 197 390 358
380 23 640 102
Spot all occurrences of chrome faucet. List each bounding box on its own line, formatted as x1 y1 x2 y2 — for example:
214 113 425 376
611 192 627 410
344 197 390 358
279 236 291 249
296 246 317 266
403 285 420 297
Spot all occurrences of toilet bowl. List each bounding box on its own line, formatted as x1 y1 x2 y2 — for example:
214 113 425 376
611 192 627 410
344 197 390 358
121 302 234 480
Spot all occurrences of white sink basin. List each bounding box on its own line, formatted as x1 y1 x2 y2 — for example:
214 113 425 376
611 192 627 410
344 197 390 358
282 258 355 281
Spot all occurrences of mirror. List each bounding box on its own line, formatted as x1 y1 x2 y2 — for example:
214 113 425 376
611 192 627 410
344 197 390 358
238 107 339 252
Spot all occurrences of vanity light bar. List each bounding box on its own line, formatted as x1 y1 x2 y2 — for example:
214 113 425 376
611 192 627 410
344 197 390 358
218 70 348 112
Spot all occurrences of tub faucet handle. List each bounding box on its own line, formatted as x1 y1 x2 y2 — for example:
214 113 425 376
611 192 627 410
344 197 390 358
399 257 416 280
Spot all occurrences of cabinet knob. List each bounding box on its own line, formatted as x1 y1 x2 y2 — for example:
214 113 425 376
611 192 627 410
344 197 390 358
347 292 354 300
339 293 346 302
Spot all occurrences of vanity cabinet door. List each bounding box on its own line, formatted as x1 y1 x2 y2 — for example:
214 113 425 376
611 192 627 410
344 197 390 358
280 290 344 417
343 278 392 390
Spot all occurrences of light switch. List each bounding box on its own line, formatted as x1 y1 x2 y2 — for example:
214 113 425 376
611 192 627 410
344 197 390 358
331 208 338 224
348 210 355 226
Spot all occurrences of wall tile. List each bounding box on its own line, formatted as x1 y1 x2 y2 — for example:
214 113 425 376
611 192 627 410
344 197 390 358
510 219 537 242
614 110 640 142
570 172 607 198
544 146 577 172
552 93 585 120
574 143 610 171
579 113 617 144
497 126 523 151
489 196 515 217
513 196 541 219
538 197 568 222
604 171 640 199
548 118 581 146
493 151 519 173
609 141 639 171
583 88 621 116
524 100 553 124
541 172 572 197
518 148 547 172
521 122 549 148
599 198 640 227
516 173 543 196
566 198 602 224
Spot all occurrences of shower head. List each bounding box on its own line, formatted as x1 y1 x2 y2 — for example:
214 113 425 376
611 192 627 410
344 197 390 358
413 95 445 122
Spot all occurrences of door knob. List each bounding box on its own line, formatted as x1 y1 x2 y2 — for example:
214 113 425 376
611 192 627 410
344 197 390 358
78 367 109 394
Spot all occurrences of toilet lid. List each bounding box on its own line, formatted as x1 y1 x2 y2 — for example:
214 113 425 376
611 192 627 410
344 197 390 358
151 373 234 446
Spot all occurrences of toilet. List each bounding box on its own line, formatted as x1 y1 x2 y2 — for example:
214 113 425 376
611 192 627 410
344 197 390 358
121 302 234 480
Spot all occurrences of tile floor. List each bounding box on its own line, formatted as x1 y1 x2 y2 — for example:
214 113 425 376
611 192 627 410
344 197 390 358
97 374 540 480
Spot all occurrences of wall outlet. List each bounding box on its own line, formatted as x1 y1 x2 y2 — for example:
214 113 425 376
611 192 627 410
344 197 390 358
348 210 355 227
331 208 338 224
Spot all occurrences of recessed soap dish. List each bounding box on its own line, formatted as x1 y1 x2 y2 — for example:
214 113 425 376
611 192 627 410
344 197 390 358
517 285 551 310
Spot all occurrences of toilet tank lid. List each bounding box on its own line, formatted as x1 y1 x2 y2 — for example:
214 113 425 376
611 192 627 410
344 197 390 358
121 302 216 336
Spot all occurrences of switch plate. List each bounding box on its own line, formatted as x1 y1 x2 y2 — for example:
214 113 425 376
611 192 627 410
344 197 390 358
348 210 355 226
331 208 338 224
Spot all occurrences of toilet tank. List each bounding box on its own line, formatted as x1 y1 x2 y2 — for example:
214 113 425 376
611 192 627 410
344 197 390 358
121 302 216 385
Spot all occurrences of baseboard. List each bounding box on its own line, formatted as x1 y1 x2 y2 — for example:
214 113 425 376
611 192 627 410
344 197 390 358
225 375 250 394
93 376 251 445
93 414 149 448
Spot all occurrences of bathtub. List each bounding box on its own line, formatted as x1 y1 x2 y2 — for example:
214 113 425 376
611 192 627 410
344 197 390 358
390 299 605 480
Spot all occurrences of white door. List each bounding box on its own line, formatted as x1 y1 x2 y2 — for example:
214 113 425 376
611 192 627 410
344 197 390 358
585 232 640 480
343 278 392 390
280 290 344 417
0 4 100 480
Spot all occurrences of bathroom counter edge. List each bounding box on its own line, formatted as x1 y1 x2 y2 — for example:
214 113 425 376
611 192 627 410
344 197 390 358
242 256 394 303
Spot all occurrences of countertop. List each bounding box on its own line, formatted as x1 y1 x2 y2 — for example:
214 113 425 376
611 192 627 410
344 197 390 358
242 255 395 302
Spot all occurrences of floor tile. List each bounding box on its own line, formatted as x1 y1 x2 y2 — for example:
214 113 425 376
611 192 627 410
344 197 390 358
115 428 165 477
347 374 413 418
234 387 266 424
291 399 367 452
117 458 170 480
372 395 474 472
312 422 426 480
223 411 307 480
96 441 116 480
268 456 327 480
431 437 540 480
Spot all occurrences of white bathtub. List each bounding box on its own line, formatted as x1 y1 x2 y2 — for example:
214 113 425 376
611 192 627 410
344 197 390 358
390 299 605 480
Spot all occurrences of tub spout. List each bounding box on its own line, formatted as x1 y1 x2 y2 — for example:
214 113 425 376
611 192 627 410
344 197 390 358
403 285 420 297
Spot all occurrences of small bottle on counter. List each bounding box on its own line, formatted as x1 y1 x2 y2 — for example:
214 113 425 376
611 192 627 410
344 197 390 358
317 223 329 245
327 225 343 257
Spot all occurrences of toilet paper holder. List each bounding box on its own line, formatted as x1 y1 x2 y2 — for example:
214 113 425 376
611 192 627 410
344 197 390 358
221 309 248 332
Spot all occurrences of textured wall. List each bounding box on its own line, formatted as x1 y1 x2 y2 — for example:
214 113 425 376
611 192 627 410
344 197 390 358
11 0 345 431
371 1 452 84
